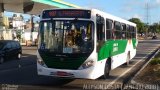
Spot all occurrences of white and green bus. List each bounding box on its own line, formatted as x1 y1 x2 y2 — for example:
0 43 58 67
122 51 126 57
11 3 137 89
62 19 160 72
37 9 138 79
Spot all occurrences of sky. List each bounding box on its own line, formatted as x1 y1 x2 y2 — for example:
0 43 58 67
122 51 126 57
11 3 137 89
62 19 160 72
4 11 41 23
3 0 160 24
63 0 160 24
4 11 31 21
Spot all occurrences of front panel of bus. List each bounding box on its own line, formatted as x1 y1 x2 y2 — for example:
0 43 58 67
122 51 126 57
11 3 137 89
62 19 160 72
37 9 96 71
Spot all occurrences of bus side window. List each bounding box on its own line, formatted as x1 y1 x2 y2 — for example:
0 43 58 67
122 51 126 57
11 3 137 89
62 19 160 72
96 15 105 41
121 23 127 39
126 25 130 39
106 19 113 40
129 26 132 39
114 21 121 39
134 27 136 38
131 26 136 38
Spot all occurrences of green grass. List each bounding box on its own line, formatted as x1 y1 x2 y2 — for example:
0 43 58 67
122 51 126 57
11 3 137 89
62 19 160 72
154 51 160 58
150 58 160 65
149 51 160 65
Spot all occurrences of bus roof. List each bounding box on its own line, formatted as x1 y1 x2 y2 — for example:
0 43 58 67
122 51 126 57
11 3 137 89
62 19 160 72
41 8 136 26
92 9 136 26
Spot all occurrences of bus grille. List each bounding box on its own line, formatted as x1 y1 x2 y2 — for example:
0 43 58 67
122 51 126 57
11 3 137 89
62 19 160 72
41 55 86 70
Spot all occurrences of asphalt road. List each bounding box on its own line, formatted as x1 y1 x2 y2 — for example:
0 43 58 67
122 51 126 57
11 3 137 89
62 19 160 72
0 40 160 90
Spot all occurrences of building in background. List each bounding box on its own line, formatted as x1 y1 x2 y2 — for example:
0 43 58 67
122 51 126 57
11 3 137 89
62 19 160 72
3 16 9 29
12 14 25 30
0 15 12 40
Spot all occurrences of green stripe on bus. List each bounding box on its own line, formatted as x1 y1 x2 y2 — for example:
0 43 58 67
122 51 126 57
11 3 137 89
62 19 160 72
132 38 137 49
98 40 128 61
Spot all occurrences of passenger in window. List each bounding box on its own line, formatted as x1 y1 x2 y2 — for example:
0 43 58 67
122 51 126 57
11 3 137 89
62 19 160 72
75 30 83 46
65 31 73 47
81 26 86 41
65 24 79 48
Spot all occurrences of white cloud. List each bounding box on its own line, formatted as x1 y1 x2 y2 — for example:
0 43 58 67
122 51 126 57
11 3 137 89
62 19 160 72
122 14 142 20
124 14 144 21
121 1 144 13
156 0 160 3
121 14 143 21
145 0 160 9
122 6 133 12
133 14 142 19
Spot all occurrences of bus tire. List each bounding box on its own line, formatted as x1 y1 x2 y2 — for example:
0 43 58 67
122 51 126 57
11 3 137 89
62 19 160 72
126 52 130 66
104 58 111 79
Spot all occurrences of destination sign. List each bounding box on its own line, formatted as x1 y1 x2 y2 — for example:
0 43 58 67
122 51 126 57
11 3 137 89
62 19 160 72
42 9 91 19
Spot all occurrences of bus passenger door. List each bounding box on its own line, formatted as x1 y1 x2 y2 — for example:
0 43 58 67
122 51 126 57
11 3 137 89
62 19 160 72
96 15 105 52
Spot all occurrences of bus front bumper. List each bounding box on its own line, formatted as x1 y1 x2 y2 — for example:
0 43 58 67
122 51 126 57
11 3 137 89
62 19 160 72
37 60 106 79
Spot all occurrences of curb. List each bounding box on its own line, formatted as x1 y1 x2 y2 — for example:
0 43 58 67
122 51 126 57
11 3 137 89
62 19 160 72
130 47 160 84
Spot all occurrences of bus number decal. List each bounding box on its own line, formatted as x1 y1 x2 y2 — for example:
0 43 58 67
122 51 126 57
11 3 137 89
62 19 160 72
113 43 118 52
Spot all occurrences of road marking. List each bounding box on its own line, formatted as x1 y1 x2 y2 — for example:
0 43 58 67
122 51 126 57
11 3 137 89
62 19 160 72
107 49 155 87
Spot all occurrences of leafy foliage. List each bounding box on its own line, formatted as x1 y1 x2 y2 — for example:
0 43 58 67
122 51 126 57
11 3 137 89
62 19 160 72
149 23 160 33
128 18 145 33
129 18 160 34
150 58 160 65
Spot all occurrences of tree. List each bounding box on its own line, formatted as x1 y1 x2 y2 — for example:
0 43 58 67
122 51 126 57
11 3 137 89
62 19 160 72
128 18 145 33
150 23 160 33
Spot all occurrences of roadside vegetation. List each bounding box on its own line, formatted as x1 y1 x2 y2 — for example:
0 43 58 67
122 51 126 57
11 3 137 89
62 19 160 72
150 52 160 65
129 18 160 35
129 18 160 40
134 50 160 84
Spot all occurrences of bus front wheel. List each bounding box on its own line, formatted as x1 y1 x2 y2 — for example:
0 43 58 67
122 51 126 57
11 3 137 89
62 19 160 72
104 59 111 79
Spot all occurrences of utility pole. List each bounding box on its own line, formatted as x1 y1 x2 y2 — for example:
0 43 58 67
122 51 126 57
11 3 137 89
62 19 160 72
145 2 151 38
146 2 149 25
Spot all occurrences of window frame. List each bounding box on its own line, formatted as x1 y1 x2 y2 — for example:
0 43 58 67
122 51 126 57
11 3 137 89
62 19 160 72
113 21 122 39
106 18 113 40
121 23 127 39
96 14 105 41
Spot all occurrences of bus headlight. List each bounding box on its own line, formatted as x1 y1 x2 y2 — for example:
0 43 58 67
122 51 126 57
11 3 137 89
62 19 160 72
81 60 94 69
37 58 48 67
37 51 47 67
37 58 45 65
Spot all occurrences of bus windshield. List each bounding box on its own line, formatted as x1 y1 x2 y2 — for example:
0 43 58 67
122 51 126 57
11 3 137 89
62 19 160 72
39 20 94 54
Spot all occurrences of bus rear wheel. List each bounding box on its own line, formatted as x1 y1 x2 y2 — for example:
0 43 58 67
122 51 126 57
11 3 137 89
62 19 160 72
104 59 111 79
126 52 130 66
